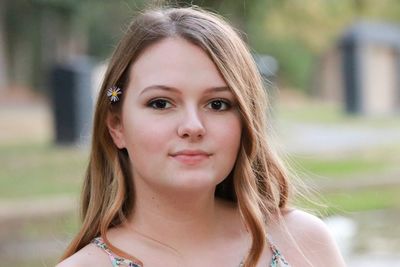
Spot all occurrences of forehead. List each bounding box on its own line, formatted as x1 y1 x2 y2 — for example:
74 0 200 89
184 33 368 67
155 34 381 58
128 37 227 92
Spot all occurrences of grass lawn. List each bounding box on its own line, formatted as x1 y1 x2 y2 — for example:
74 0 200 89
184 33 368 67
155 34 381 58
0 141 88 199
1 139 399 214
288 145 400 215
289 145 400 179
324 187 400 212
295 186 400 217
276 99 400 128
0 212 80 267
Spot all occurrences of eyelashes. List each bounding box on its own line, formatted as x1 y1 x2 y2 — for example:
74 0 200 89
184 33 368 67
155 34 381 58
206 99 232 111
146 98 233 111
147 98 172 109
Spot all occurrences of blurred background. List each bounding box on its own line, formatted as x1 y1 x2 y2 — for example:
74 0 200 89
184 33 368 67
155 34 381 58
1 0 399 266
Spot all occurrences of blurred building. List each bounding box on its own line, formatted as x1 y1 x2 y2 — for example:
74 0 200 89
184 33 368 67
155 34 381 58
315 21 400 116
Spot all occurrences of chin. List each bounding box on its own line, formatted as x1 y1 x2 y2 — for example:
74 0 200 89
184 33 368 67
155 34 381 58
167 173 224 192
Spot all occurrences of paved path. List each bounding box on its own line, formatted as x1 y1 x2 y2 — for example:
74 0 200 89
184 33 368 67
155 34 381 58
278 121 400 155
0 195 77 223
347 254 400 267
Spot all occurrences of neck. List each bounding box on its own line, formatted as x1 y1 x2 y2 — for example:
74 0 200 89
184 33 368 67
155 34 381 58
126 184 236 254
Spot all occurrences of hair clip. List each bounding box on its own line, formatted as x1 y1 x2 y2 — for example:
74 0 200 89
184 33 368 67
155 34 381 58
107 86 122 102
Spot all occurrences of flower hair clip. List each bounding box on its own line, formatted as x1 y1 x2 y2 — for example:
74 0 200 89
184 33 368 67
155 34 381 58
107 86 122 103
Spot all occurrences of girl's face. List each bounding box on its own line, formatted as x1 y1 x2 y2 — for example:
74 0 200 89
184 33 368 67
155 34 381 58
110 37 242 194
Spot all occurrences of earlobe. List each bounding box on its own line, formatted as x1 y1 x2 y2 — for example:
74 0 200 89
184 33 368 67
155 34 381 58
106 113 126 149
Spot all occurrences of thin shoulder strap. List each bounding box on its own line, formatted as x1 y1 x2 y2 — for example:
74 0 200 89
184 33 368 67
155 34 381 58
266 235 291 267
92 237 142 267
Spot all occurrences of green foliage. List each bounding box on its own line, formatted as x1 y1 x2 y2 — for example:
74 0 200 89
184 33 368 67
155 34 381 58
6 0 400 91
256 39 314 91
72 0 148 58
246 0 400 91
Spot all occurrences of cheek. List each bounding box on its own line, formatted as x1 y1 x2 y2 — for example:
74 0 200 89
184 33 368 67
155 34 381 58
213 115 242 158
208 115 241 183
122 114 173 155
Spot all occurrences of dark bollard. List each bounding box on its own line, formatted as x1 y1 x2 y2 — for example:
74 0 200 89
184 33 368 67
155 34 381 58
341 36 361 114
50 57 93 145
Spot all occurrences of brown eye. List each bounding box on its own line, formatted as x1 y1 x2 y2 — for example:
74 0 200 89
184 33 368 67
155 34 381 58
207 99 231 111
148 99 172 109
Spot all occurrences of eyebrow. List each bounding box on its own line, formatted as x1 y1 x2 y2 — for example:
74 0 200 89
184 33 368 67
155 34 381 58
139 85 231 96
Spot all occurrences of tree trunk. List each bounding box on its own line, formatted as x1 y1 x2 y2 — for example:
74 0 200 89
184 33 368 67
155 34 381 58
0 0 8 91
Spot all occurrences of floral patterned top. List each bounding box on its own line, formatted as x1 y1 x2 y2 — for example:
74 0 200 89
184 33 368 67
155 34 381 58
92 236 290 267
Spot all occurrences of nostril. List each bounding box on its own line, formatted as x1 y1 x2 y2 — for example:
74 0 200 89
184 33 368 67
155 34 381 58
176 111 206 139
178 128 205 139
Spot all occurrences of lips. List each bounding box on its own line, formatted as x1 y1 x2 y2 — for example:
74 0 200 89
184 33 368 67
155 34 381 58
170 150 211 165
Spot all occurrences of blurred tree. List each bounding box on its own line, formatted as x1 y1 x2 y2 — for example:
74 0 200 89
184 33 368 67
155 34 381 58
3 0 148 92
247 0 400 91
4 0 78 91
4 0 400 94
0 0 7 91
177 0 258 34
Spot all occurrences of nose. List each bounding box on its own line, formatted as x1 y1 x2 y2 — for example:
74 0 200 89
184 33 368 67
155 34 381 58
177 107 206 141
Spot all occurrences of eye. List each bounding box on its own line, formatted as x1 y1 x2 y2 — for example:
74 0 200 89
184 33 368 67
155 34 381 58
207 99 231 111
147 99 173 109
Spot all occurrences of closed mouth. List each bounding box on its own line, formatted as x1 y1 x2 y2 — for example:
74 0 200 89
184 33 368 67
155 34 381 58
169 150 212 164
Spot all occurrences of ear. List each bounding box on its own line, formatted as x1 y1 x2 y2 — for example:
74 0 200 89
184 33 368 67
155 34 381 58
106 112 126 149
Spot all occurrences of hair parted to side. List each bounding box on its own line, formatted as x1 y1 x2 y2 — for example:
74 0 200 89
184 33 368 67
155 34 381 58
61 5 291 266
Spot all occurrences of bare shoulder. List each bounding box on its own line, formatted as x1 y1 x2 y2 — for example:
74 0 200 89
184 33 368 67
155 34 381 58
56 242 111 267
270 209 346 267
283 209 333 239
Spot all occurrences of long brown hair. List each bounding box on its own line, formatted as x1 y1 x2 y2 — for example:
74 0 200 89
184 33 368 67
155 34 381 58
61 6 291 266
